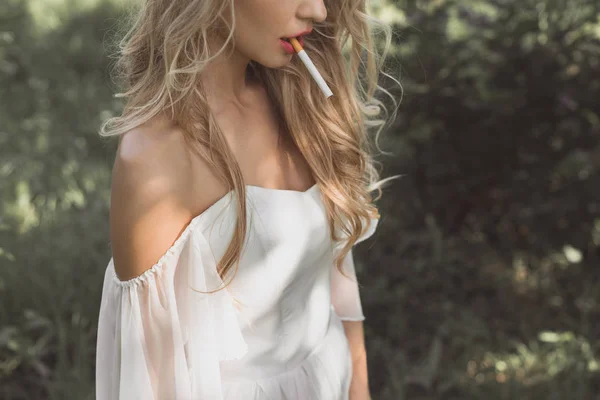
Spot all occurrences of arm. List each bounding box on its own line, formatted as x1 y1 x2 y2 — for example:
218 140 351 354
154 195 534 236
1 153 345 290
342 320 372 400
110 126 193 281
331 248 373 400
101 128 197 398
98 127 247 399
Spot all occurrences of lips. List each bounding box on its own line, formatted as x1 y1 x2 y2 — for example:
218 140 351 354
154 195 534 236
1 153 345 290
281 36 305 47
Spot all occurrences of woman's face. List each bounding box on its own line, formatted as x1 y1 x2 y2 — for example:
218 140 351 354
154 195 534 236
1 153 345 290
232 0 328 67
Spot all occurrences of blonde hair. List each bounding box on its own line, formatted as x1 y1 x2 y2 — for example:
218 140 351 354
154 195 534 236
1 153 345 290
100 0 401 291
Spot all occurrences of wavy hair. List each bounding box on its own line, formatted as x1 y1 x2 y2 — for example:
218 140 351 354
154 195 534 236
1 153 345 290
100 0 401 291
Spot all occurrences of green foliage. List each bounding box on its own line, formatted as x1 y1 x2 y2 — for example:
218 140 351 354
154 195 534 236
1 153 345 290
1 0 599 399
0 0 120 398
359 0 600 398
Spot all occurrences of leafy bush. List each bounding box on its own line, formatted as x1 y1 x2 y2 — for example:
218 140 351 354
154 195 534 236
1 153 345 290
1 1 119 398
361 0 600 398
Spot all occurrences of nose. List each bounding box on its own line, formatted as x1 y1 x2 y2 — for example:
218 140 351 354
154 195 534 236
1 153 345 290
298 0 327 23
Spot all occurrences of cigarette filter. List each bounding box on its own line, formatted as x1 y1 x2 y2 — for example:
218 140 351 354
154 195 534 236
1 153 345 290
289 37 333 99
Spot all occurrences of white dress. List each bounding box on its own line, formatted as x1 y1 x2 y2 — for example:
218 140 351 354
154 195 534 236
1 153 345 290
95 182 379 400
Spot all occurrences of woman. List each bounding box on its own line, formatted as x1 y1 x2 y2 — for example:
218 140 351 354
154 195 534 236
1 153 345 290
96 0 399 399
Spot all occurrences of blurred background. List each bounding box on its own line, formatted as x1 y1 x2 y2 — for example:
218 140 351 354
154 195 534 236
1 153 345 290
1 0 599 399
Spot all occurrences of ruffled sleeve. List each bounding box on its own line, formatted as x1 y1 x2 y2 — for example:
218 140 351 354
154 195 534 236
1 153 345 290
330 216 379 321
95 224 247 400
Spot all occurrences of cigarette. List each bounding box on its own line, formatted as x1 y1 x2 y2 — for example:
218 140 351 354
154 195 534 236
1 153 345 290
289 37 333 99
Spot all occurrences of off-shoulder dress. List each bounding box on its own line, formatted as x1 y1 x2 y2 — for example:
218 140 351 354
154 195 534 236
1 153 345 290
95 182 378 399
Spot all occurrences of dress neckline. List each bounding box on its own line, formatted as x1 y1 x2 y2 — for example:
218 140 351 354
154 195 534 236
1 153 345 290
191 182 319 227
245 182 318 194
111 182 321 286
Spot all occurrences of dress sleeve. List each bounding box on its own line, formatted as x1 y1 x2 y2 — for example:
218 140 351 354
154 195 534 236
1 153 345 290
330 216 379 321
95 225 247 400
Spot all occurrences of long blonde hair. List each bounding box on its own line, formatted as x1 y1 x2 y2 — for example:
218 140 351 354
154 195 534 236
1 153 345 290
100 0 401 290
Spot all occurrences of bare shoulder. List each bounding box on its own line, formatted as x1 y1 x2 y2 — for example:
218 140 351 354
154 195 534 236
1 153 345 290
116 115 188 164
110 116 198 281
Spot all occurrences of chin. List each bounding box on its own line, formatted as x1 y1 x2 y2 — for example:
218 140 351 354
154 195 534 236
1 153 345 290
252 55 292 69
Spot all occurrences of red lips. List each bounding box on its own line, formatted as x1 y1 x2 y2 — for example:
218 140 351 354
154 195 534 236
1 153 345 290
282 28 313 42
282 36 305 48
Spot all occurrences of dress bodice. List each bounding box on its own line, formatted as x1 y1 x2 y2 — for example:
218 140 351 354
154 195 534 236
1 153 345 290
196 183 336 380
96 183 379 399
